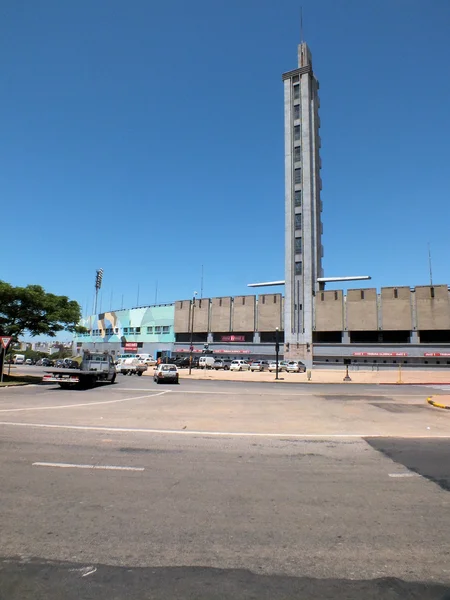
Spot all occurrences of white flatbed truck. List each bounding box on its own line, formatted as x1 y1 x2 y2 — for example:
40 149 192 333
42 351 117 389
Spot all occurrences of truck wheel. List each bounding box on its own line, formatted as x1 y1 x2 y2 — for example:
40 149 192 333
137 371 143 376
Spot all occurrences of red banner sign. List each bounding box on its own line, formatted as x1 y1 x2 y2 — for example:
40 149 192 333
423 352 450 357
221 335 245 342
175 348 251 354
352 352 408 357
123 342 138 352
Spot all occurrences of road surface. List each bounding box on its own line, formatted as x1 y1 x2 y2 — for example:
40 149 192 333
0 377 449 598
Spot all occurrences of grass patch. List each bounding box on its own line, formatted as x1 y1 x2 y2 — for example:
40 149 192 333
0 374 42 387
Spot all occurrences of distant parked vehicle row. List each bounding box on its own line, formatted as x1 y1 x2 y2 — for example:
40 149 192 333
268 360 306 373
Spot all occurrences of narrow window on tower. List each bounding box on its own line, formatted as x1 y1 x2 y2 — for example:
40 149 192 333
294 168 301 184
294 191 302 206
295 237 302 253
295 213 302 230
295 261 302 276
294 146 301 163
293 85 300 100
294 125 300 141
294 105 300 120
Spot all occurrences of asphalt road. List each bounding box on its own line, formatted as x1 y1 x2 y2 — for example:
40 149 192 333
1 378 450 599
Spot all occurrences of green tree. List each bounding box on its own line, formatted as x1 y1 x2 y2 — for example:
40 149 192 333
0 281 84 338
0 281 86 372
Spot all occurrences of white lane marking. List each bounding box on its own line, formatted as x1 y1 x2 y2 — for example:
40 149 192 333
0 391 167 413
389 473 420 478
2 421 450 438
427 385 450 391
117 388 421 398
32 462 144 472
69 566 97 576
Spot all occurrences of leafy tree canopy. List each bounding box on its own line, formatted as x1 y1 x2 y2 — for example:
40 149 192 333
0 281 85 339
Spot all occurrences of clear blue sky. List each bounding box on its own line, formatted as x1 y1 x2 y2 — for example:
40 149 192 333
2 0 449 319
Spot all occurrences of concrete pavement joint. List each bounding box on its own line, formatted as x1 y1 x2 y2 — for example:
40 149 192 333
117 388 424 398
0 391 167 413
2 421 450 438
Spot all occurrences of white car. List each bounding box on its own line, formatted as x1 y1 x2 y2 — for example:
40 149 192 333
268 361 287 372
230 360 250 371
285 361 306 373
153 364 179 384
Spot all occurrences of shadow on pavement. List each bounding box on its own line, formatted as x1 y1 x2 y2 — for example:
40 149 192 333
1 558 449 599
365 438 450 492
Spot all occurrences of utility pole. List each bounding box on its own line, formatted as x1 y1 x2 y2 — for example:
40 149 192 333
275 327 280 380
188 292 198 375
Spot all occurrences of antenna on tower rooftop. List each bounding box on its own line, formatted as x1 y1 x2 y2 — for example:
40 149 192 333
300 6 304 43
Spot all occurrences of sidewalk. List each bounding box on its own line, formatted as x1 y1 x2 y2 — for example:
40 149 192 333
144 367 450 385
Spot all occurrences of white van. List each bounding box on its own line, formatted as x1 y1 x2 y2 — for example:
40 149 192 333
14 354 25 365
198 356 215 369
230 360 250 371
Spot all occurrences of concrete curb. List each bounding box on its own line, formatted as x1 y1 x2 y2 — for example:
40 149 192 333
427 396 450 410
0 383 37 389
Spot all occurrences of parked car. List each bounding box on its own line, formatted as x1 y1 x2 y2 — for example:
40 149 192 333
25 359 33 365
285 360 306 373
250 360 269 372
199 356 215 369
230 360 250 371
213 359 232 370
153 364 179 384
268 361 289 373
42 358 55 367
136 354 157 366
55 360 65 368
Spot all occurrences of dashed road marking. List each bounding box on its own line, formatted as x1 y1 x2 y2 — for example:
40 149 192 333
388 473 420 478
32 462 144 472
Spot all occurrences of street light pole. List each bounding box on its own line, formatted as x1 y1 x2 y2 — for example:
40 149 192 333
275 327 280 380
188 292 198 375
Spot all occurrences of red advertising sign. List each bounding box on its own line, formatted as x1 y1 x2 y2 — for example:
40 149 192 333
123 342 138 352
0 337 12 350
352 352 408 357
424 352 450 357
221 335 245 342
175 348 251 354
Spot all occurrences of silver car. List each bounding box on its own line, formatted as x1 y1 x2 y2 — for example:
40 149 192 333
250 360 269 372
285 361 306 373
268 361 289 373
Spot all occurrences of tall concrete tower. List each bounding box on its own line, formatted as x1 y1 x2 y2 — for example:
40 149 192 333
283 42 323 367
